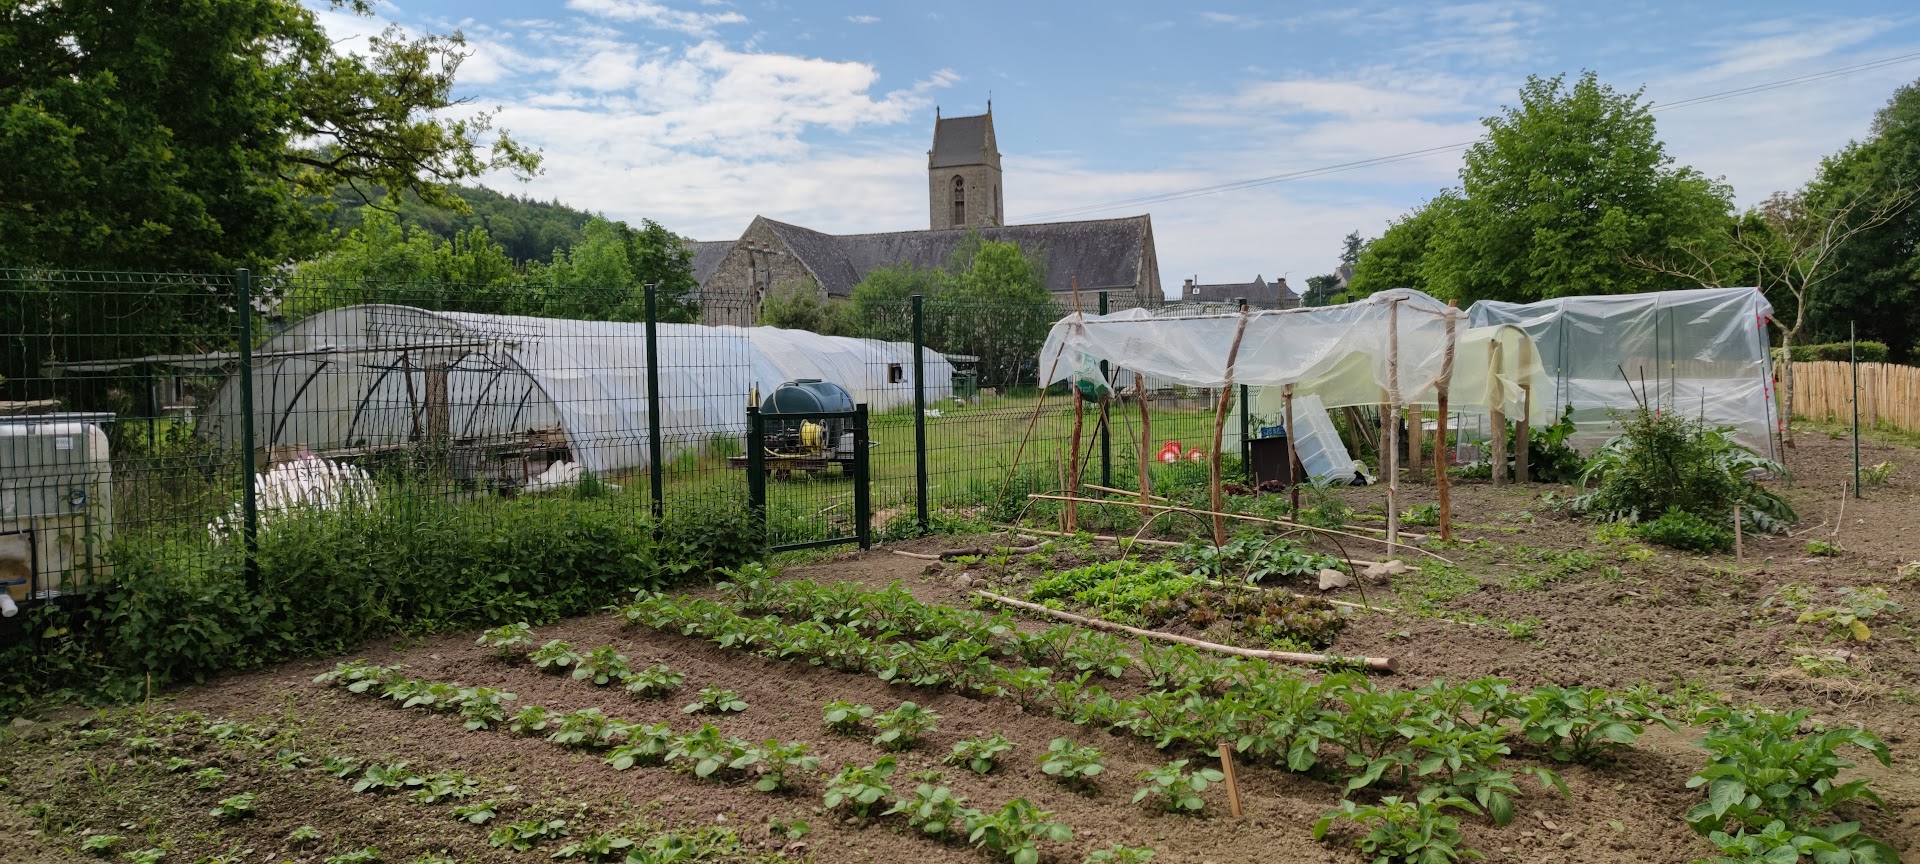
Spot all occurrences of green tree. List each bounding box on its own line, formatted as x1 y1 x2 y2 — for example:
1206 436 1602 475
758 280 854 334
1301 274 1341 307
1349 203 1449 296
287 204 520 317
523 218 699 322
319 184 595 263
846 264 943 342
1339 231 1366 267
839 238 1057 387
1809 78 1920 360
1414 73 1733 304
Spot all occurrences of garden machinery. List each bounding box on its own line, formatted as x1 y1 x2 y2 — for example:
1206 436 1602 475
730 379 858 477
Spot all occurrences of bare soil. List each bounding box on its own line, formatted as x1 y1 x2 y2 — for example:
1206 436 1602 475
4 430 1918 864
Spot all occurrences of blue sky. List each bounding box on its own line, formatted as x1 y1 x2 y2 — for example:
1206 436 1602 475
315 1 1920 294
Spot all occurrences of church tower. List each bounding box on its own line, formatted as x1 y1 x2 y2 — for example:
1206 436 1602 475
928 105 1003 230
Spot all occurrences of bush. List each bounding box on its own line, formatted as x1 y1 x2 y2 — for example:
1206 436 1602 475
1572 407 1795 535
1 490 763 718
1633 510 1733 553
1773 341 1889 363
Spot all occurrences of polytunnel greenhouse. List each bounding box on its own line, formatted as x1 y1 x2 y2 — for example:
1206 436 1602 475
201 304 954 478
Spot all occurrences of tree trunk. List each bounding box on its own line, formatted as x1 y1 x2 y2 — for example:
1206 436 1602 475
1780 328 1796 449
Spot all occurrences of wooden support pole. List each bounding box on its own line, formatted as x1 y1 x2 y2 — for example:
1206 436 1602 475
1385 299 1403 552
1217 742 1244 818
1136 372 1152 521
1489 340 1508 488
1407 402 1424 479
1209 304 1253 547
1733 504 1743 567
1068 389 1084 533
994 524 1423 574
1283 385 1301 512
1515 336 1533 484
1023 493 1448 560
1436 302 1457 542
976 590 1399 672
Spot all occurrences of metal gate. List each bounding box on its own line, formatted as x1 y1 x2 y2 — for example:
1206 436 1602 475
744 404 871 552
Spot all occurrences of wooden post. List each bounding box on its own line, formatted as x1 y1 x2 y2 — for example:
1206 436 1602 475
1136 372 1152 521
1283 384 1300 512
1385 299 1402 552
1407 402 1424 479
1068 387 1084 532
1489 340 1507 488
424 362 451 445
1217 742 1244 818
1436 302 1457 542
1733 504 1743 567
1209 304 1253 547
1515 337 1533 484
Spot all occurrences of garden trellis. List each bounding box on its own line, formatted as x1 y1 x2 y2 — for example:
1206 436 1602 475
200 304 955 476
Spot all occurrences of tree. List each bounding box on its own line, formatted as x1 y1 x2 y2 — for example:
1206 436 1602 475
1415 73 1733 304
1349 202 1449 297
1339 231 1366 267
1301 274 1341 307
286 204 520 318
758 280 854 334
523 217 699 322
839 237 1058 387
1811 78 1920 360
320 184 595 263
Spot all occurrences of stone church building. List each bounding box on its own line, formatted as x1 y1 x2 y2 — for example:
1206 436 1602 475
689 108 1162 326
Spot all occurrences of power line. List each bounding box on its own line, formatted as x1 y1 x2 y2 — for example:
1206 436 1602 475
1019 50 1920 222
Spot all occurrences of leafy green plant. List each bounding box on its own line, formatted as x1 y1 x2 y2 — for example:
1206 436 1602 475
572 646 631 685
1685 707 1893 853
507 704 551 736
488 817 570 851
885 784 976 840
1770 585 1901 642
313 660 403 694
80 834 124 854
1312 796 1483 864
476 622 534 658
210 792 257 820
288 826 322 845
1516 685 1665 763
822 699 875 735
192 766 227 788
666 724 752 780
683 686 748 715
1131 759 1224 813
967 798 1073 864
409 772 478 804
1700 819 1892 864
605 722 674 770
1039 738 1106 791
749 740 820 792
872 701 939 751
454 686 516 731
321 755 362 778
324 849 380 864
1860 461 1896 488
948 734 1017 775
121 850 165 864
1400 503 1440 527
547 708 623 749
529 639 583 672
824 757 897 818
621 664 685 699
551 830 635 862
352 761 421 794
1634 509 1733 553
267 747 311 770
1061 632 1130 678
1806 540 1843 558
451 799 498 825
1573 407 1795 534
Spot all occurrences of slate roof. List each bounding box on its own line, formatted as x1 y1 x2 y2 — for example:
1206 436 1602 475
1176 275 1299 308
930 112 994 168
686 239 735 287
757 215 1152 298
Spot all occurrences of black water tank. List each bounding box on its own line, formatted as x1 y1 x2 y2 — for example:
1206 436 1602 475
759 379 854 416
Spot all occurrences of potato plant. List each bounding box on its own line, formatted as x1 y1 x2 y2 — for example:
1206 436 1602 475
872 701 939 750
605 723 674 770
572 646 631 686
1131 759 1223 814
622 664 685 699
476 622 534 659
968 798 1073 864
824 757 897 818
530 639 583 672
683 687 748 715
886 784 977 841
947 733 1017 775
823 699 874 734
1039 739 1105 791
1313 796 1482 864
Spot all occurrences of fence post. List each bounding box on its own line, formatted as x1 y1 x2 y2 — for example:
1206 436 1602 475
854 404 873 550
1851 321 1860 499
1098 291 1111 490
911 295 929 533
746 406 766 522
645 282 665 520
235 268 260 591
1236 297 1251 482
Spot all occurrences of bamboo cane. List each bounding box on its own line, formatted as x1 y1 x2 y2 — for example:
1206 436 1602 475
992 524 1421 573
1136 372 1152 521
1489 340 1507 488
1385 299 1403 551
1210 304 1253 547
1023 493 1449 561
1436 302 1457 541
1283 384 1300 512
976 590 1399 672
1218 742 1244 818
1068 388 1084 533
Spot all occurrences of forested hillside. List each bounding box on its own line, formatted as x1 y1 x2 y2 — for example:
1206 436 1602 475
320 184 598 263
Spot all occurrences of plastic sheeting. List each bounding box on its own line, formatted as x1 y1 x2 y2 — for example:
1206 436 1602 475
202 304 953 475
1466 287 1776 455
1039 289 1551 422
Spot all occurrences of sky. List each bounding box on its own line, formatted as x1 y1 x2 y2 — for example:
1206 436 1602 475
313 0 1920 296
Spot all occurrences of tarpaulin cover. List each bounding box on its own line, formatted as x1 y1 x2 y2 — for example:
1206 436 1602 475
204 304 953 474
1466 287 1776 454
1039 289 1552 422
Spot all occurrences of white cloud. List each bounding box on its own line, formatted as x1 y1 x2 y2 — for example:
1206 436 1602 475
846 14 880 25
562 0 747 36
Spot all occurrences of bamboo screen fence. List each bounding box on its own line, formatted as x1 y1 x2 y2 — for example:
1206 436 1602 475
1791 361 1920 434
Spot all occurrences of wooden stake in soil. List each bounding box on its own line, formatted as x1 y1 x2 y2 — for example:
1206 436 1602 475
1515 337 1533 484
1436 301 1458 542
1733 504 1743 567
1217 742 1244 818
1024 493 1450 562
1068 387 1084 533
1407 402 1424 479
1209 304 1254 547
1136 372 1153 521
1384 298 1403 552
976 590 1400 672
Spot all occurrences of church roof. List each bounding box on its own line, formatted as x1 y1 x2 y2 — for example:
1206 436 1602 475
1177 275 1299 308
756 215 1152 299
930 112 994 168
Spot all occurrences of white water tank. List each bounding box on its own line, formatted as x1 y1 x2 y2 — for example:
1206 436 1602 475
0 414 115 607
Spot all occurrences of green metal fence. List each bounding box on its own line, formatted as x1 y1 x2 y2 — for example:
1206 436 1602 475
2 269 1225 614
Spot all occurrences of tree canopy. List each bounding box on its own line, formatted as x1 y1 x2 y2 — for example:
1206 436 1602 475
1353 73 1733 305
319 184 595 264
0 0 537 272
1806 79 1920 358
